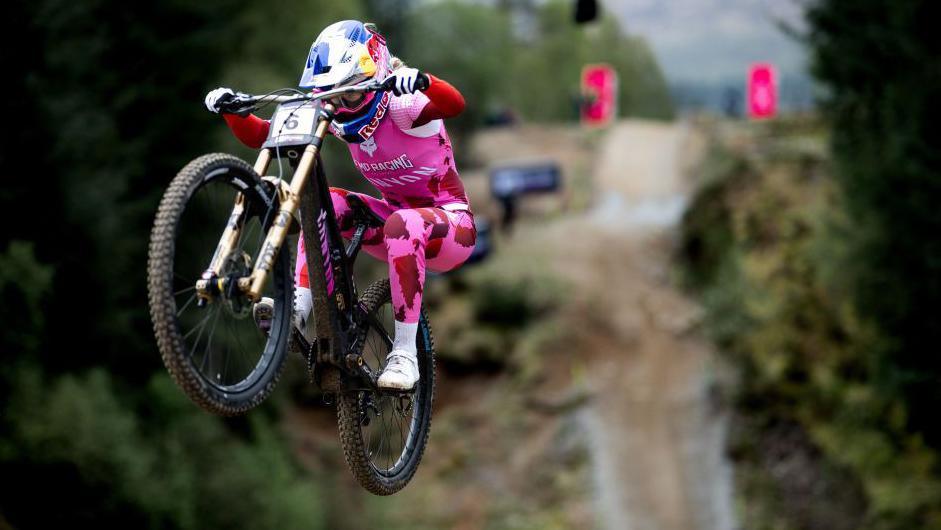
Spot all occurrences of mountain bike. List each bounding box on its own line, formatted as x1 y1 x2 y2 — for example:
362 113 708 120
146 78 434 495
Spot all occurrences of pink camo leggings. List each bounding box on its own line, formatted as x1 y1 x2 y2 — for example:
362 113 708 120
295 187 477 323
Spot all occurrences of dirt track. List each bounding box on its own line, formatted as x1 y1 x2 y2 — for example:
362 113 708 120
579 121 735 530
502 121 736 529
285 121 736 529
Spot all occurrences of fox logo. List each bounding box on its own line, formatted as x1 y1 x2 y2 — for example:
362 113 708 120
359 136 377 157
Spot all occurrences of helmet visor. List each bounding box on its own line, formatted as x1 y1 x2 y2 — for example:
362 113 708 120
299 42 330 89
299 42 376 90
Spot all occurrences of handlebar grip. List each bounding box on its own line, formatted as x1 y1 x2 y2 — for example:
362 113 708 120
415 72 430 92
380 76 398 92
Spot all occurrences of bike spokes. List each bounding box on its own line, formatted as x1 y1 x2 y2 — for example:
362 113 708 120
167 164 284 391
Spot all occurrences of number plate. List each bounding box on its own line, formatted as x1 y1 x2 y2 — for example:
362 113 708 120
264 102 319 148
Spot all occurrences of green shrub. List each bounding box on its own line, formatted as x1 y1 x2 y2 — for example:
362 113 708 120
0 366 325 529
680 119 941 529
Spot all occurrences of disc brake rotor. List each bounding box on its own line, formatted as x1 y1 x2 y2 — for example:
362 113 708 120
221 251 253 319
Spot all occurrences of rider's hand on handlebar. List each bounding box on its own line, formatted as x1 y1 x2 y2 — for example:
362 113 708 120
384 68 430 96
205 87 236 114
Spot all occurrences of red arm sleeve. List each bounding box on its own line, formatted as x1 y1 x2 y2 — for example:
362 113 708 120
414 74 465 127
222 113 271 149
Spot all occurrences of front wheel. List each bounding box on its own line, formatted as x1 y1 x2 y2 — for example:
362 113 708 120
336 279 436 495
147 153 293 416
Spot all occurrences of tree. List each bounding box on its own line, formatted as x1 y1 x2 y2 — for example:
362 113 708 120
806 0 941 446
0 1 332 526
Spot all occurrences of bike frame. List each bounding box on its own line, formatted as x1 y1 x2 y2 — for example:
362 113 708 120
194 84 391 388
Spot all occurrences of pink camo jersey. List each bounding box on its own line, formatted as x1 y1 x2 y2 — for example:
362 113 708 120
294 86 477 324
222 74 476 324
343 91 470 212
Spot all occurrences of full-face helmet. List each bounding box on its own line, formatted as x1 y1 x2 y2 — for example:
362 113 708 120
299 20 393 143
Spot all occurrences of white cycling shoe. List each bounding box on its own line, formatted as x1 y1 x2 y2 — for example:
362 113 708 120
378 349 420 390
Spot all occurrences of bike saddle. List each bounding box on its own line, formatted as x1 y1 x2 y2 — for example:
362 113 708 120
345 194 386 229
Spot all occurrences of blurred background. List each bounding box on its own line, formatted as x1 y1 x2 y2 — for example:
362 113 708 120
2 0 940 528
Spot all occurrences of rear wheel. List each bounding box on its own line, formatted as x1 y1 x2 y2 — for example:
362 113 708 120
336 279 436 495
147 153 292 416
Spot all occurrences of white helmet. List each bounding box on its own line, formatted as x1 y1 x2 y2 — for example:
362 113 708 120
299 20 393 90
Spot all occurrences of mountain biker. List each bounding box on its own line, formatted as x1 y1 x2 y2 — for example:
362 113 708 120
204 20 475 391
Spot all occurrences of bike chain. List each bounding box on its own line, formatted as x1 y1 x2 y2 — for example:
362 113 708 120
291 327 317 385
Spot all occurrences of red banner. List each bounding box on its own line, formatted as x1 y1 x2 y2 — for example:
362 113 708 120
581 64 618 126
747 63 777 119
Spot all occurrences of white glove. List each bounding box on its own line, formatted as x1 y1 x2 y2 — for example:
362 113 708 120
388 68 427 96
204 87 234 113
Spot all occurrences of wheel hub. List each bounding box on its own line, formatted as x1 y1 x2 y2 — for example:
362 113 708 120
221 251 254 319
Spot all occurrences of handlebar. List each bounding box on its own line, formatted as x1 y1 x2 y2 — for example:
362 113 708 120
218 72 430 116
217 79 382 116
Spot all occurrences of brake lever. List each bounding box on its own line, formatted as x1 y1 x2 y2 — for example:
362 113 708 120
232 106 255 118
220 94 258 118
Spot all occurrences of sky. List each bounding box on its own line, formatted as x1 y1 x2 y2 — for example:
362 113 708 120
603 0 809 84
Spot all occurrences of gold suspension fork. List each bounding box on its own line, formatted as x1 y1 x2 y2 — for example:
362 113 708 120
194 149 274 304
242 109 334 302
